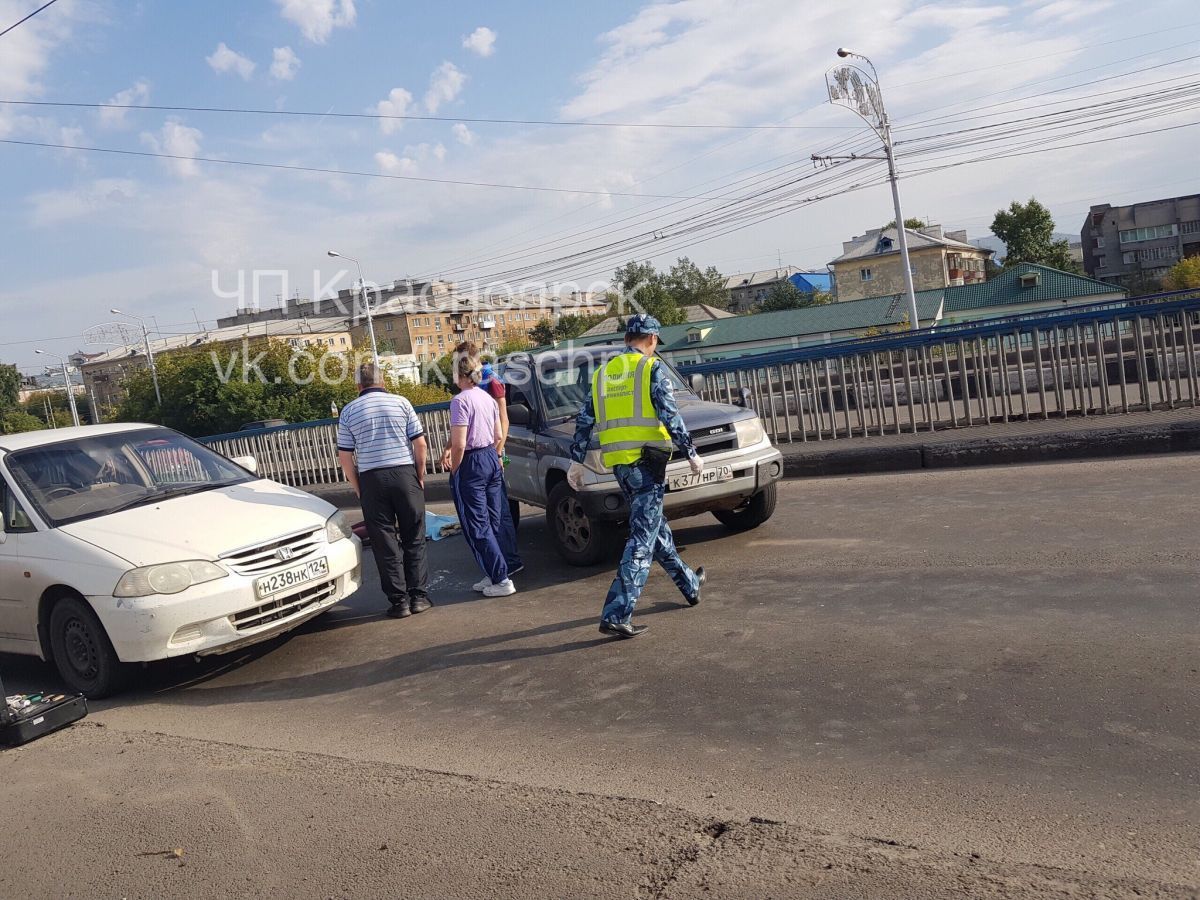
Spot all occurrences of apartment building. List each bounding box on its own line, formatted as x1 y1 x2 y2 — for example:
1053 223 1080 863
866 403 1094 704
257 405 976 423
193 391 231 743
1082 194 1200 289
830 224 992 302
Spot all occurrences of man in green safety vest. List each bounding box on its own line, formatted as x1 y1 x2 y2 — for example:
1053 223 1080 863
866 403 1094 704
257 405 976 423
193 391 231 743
568 314 706 638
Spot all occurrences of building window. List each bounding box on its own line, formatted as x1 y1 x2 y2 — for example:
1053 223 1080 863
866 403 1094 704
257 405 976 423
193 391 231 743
1096 236 1105 248
385 320 394 332
340 337 347 346
328 338 335 346
1119 224 1178 244
860 268 873 282
416 336 424 345
1097 255 1107 269
1181 220 1200 235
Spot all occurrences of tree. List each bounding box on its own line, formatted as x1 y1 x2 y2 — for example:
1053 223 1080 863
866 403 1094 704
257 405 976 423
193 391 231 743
117 341 449 437
882 218 929 230
1 409 44 434
612 260 687 326
0 363 18 413
666 257 728 310
990 198 1080 273
529 318 558 347
1163 257 1200 290
752 283 834 314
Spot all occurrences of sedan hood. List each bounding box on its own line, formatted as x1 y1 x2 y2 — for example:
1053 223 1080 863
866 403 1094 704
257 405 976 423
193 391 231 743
59 479 336 567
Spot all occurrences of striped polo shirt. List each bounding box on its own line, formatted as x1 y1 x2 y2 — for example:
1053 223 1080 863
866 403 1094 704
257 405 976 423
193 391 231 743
336 388 425 472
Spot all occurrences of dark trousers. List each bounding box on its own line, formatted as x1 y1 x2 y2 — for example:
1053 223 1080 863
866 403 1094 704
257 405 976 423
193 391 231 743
359 465 428 604
450 448 509 585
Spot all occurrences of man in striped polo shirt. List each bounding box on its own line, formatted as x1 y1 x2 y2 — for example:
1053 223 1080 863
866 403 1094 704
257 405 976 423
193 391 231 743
337 362 430 619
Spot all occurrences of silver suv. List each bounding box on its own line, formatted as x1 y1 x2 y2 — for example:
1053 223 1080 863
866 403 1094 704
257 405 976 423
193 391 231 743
498 348 784 565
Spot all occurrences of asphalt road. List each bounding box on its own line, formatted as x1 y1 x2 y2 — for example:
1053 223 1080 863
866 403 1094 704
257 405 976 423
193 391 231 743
3 455 1199 897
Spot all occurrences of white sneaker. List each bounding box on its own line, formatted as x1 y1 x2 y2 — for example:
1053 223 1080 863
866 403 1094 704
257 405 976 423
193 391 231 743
483 579 516 597
472 577 492 592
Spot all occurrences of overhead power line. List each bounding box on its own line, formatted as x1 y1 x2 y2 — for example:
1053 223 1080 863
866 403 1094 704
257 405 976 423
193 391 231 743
0 0 59 39
0 137 813 200
0 99 854 131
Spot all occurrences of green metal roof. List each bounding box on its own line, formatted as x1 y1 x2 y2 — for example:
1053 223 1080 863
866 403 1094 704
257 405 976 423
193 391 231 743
570 265 1125 353
574 292 944 353
940 264 1123 312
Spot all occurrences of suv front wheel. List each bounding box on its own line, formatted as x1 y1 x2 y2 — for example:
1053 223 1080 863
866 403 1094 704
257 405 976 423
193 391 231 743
546 481 619 566
713 482 777 533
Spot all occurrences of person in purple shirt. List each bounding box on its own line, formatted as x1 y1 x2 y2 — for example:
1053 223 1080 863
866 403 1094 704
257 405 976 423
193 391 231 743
448 346 517 597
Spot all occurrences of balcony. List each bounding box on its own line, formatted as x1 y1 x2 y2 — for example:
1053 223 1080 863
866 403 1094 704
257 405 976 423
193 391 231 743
480 318 496 330
452 322 466 332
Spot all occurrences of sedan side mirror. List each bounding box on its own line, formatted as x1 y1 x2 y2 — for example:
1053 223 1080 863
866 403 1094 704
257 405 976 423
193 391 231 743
508 403 532 427
232 455 259 474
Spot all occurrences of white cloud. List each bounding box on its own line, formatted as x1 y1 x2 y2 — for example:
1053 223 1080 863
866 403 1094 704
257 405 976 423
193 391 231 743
270 46 301 81
452 123 476 146
375 87 413 135
99 80 150 128
401 142 447 163
275 0 356 44
29 178 140 227
140 119 204 178
206 42 256 80
462 26 497 58
375 151 418 175
424 61 467 114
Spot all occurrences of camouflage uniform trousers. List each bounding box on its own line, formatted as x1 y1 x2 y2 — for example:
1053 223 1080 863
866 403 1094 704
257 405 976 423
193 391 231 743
600 461 700 625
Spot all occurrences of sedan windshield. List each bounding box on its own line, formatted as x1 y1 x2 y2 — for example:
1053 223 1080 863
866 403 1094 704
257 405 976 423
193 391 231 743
5 427 253 527
530 351 689 421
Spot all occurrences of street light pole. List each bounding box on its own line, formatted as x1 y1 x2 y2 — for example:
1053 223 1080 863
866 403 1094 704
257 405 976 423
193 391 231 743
327 250 380 370
110 308 162 407
822 49 920 331
33 350 81 427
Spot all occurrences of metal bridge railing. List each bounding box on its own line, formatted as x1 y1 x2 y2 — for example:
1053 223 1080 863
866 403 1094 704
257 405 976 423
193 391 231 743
198 403 453 488
681 290 1200 445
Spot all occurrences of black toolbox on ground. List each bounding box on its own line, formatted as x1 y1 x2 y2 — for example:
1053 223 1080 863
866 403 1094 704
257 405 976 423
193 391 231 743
1 672 88 748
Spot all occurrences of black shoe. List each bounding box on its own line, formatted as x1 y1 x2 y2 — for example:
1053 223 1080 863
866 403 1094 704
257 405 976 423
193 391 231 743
410 596 432 614
386 600 412 619
599 620 648 639
686 567 706 607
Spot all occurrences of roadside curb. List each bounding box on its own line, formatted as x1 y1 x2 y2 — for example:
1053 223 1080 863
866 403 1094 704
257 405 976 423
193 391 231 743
308 473 454 509
781 419 1200 478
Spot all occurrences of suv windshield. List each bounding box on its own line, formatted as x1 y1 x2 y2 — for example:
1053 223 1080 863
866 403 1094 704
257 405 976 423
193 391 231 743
523 351 690 421
5 427 253 527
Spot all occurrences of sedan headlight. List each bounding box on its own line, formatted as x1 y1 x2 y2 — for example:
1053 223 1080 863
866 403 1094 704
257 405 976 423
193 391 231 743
325 510 353 543
734 417 766 448
114 561 228 598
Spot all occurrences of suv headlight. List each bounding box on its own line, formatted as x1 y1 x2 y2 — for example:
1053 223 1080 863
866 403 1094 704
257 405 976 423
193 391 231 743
325 510 353 543
114 561 227 598
734 417 765 448
582 448 608 474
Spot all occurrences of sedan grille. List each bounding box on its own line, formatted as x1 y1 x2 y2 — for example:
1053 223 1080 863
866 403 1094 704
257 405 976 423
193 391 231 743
230 579 337 632
220 530 322 576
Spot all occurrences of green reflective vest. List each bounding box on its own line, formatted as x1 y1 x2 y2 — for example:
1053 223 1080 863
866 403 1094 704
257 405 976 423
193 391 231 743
592 352 673 468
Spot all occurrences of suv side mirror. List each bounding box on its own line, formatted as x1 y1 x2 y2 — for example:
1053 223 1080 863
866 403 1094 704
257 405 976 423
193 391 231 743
508 403 532 427
689 374 706 395
734 386 752 408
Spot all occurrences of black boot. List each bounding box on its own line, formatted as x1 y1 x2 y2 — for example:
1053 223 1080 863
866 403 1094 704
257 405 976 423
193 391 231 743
410 596 432 614
599 621 648 639
386 599 412 618
686 567 706 607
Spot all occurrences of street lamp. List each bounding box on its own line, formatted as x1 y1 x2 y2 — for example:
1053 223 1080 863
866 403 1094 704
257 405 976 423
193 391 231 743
821 48 920 331
110 308 163 407
327 250 381 370
33 349 81 427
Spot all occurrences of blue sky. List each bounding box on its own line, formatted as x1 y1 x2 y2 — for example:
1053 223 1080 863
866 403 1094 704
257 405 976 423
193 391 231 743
1 0 1196 372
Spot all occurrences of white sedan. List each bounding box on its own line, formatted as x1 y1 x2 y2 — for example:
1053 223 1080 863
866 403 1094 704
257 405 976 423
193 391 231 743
0 423 362 697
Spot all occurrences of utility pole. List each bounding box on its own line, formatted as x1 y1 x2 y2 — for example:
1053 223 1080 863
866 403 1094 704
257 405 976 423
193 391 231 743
111 309 162 407
815 49 920 331
33 350 80 427
327 250 380 370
